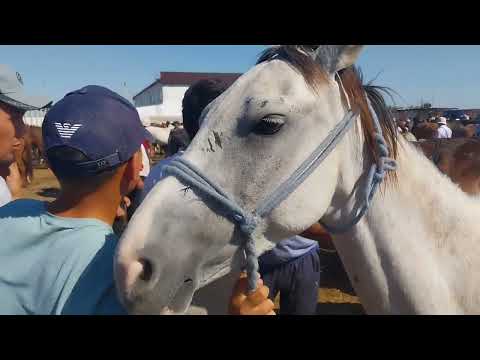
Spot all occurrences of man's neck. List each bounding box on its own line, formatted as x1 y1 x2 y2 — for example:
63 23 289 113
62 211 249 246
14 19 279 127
47 187 121 226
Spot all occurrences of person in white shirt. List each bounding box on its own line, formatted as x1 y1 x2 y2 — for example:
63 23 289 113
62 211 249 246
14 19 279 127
0 176 11 206
437 117 452 139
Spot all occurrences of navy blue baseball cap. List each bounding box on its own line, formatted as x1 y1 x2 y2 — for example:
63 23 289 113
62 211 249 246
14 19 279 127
43 85 153 175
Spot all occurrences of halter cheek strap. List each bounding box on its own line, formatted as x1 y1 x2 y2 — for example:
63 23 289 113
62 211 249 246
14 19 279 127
320 96 397 234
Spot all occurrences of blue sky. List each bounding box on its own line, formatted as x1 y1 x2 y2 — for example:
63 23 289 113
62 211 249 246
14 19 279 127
1 45 480 108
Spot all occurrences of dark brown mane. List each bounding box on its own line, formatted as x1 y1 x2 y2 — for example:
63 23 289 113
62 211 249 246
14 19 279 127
257 46 327 90
257 46 399 185
338 66 399 184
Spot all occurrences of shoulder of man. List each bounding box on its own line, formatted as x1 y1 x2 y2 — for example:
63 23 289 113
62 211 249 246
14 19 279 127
60 231 126 315
0 201 122 314
0 198 44 218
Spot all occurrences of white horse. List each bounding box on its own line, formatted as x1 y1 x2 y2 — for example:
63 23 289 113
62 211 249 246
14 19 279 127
145 125 174 146
115 45 480 314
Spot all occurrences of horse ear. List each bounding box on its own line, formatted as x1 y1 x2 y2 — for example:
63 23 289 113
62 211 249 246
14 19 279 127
313 45 364 73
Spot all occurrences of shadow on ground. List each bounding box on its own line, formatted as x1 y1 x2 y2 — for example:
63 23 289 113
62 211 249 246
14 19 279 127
36 187 60 199
316 302 365 315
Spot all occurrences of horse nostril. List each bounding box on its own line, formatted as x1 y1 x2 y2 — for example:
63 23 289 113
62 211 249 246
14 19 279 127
138 258 154 282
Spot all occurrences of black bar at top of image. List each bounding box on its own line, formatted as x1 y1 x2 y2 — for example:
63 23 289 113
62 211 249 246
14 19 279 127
3 8 480 45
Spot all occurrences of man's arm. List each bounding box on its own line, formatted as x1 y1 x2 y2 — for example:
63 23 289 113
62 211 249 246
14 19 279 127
300 222 335 250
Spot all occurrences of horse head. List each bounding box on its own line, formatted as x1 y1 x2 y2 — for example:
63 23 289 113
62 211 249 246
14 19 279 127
114 45 390 314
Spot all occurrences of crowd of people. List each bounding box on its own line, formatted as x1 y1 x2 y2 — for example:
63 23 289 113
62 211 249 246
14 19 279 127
396 114 480 141
0 64 336 315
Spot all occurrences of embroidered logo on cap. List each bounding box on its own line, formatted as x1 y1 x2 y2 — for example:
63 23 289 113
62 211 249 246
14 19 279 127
55 122 83 139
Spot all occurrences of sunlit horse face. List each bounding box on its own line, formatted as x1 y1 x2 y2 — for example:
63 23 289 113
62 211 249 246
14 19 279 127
115 45 364 314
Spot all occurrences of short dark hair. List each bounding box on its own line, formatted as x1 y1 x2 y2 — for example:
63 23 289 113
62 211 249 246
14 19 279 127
167 127 190 156
181 79 231 140
46 146 119 189
0 100 25 117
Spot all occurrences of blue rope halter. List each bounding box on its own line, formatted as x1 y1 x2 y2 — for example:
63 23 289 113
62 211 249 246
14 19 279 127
163 95 396 292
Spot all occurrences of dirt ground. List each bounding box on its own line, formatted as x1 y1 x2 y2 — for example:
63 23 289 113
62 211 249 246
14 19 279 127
22 167 364 315
23 167 60 201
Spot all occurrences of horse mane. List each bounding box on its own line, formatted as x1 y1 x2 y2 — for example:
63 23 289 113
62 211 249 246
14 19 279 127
257 45 327 90
257 46 399 185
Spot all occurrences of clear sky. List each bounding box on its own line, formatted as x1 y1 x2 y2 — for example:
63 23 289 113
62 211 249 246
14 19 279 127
1 45 479 108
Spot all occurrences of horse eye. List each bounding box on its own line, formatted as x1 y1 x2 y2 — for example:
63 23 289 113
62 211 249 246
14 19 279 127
253 115 285 136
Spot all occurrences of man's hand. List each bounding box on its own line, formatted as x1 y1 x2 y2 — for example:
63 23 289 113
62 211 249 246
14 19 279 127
2 162 23 199
228 273 276 315
116 196 131 220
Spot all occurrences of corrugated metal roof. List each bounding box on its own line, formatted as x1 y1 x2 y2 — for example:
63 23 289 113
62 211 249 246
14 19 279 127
133 72 242 100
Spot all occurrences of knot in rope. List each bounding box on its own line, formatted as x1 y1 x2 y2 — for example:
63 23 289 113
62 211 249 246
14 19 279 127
232 213 261 291
232 213 258 237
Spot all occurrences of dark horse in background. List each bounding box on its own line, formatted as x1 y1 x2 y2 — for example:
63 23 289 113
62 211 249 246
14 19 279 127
413 138 480 195
410 119 480 195
13 125 44 187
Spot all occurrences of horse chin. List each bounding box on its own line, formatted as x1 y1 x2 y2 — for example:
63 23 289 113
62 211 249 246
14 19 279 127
198 260 234 289
159 258 239 315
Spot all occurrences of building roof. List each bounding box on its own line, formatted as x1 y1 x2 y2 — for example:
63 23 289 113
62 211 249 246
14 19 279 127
133 71 243 100
396 107 458 112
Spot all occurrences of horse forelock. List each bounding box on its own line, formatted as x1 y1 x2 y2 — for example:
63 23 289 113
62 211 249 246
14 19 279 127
257 46 399 187
257 45 328 91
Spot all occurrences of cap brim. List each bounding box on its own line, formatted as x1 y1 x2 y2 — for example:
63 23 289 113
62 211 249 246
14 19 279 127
0 91 52 111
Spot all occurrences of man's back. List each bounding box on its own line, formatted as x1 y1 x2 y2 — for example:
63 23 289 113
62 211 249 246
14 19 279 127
437 124 452 139
0 199 125 315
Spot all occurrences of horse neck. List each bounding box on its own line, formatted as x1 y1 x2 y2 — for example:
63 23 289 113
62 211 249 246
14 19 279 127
329 126 480 314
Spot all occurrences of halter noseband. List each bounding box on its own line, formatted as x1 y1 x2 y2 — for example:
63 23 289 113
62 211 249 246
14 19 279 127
163 96 396 292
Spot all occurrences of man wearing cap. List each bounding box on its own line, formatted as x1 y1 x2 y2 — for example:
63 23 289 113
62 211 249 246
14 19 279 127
437 117 452 139
0 85 274 315
0 64 51 206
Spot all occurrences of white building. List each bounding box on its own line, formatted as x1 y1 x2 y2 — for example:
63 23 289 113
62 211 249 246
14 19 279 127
133 72 242 126
23 108 50 127
21 72 243 129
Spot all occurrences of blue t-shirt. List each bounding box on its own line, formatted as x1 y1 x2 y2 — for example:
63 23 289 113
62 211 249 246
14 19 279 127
0 199 126 315
259 235 319 268
138 152 183 205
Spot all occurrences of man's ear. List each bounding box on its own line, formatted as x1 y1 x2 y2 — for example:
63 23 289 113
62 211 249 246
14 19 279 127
121 150 143 193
